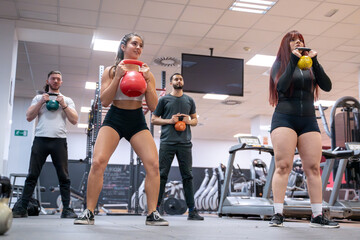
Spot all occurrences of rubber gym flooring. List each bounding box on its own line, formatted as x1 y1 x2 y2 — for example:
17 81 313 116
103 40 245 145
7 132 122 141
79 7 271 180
3 212 360 240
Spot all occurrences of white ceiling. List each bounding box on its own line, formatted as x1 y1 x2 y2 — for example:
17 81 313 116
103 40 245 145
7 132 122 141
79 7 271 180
1 0 360 143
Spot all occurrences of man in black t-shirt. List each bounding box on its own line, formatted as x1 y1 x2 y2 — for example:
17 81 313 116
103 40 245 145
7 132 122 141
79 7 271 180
151 73 203 220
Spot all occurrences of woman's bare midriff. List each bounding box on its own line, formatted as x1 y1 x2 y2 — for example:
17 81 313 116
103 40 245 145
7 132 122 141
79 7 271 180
112 99 143 110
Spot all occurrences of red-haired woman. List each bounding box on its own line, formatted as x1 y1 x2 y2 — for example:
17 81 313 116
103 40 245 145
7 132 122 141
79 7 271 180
268 30 339 228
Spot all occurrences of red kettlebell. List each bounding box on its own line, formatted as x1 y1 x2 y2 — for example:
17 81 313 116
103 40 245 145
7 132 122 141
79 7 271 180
120 59 147 97
175 121 186 132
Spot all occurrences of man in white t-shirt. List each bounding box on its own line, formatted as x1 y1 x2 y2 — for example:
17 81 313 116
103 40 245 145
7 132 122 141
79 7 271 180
12 71 79 218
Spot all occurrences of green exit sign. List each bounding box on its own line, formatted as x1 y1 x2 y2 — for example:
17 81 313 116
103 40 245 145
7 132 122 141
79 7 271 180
15 130 28 137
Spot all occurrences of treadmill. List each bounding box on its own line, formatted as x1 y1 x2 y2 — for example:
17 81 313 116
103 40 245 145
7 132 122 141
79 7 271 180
218 136 331 219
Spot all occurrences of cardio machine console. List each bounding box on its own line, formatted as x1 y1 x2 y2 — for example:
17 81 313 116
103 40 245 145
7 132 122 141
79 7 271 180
237 136 261 146
345 142 360 151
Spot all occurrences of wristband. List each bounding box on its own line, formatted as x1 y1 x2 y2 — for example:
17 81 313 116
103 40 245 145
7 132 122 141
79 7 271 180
62 105 68 110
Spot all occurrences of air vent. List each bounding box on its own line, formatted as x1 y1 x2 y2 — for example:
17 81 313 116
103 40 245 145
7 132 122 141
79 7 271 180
154 56 180 67
222 100 242 105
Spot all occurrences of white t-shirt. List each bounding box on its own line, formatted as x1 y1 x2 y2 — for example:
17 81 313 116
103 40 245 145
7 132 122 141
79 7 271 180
31 94 75 138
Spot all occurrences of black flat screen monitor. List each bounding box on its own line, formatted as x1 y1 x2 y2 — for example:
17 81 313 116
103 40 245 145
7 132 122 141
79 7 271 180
181 53 244 96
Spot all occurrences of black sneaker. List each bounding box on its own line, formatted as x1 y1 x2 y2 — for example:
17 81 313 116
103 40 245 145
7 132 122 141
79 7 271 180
61 207 78 218
146 211 169 226
310 215 340 228
269 213 284 227
12 205 28 218
188 208 204 220
74 209 95 225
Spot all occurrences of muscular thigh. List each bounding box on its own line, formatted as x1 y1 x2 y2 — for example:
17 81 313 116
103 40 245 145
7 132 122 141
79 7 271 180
130 130 158 166
271 127 298 163
93 126 120 166
297 131 322 168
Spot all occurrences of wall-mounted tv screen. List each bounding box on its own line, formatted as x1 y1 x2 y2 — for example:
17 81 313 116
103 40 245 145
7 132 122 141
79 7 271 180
181 53 244 96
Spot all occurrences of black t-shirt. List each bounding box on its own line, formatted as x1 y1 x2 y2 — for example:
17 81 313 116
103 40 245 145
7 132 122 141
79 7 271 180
272 54 332 116
153 93 196 144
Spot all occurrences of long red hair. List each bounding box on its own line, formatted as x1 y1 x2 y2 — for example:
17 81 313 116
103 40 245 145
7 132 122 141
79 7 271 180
269 30 319 106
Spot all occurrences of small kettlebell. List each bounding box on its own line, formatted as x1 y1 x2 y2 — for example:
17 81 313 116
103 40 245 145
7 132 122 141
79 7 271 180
175 121 186 132
296 47 312 70
120 59 147 97
297 56 312 70
0 198 12 235
46 100 59 111
0 176 12 235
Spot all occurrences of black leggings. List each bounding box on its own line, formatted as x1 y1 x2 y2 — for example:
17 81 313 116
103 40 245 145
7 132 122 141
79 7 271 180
21 137 71 209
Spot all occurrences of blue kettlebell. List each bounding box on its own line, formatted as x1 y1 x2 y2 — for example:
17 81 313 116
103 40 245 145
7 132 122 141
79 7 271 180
46 100 59 111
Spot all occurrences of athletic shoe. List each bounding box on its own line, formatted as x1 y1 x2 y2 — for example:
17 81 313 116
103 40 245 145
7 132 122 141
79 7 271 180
12 205 28 218
61 207 78 218
146 210 169 226
74 209 94 225
188 208 204 220
269 213 284 227
310 215 340 228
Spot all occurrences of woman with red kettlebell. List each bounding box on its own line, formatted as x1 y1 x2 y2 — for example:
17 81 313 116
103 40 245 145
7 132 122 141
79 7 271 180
74 33 168 226
268 30 339 228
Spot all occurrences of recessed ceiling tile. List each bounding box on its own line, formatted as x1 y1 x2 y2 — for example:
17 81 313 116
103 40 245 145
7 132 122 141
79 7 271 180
17 2 56 13
24 42 59 55
164 34 202 48
180 6 224 24
0 1 17 18
290 20 335 35
305 2 357 22
172 21 212 37
135 17 175 33
101 0 144 15
94 28 131 41
252 15 299 32
342 8 360 24
332 62 360 73
17 0 57 6
60 8 98 27
99 13 138 29
141 44 161 55
141 1 184 20
322 23 360 38
196 38 235 53
217 11 261 28
268 0 321 18
325 0 360 5
206 26 247 40
29 54 59 65
19 10 57 22
239 30 282 44
60 57 89 68
60 46 92 58
308 36 348 50
347 54 360 64
136 32 168 45
189 0 234 9
321 50 357 62
60 0 101 11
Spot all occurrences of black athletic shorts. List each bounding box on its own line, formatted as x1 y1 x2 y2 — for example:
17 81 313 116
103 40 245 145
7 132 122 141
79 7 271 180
270 111 320 136
101 105 149 141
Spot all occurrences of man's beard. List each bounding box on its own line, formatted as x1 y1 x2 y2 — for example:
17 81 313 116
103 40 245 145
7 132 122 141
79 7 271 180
49 85 60 91
173 84 183 90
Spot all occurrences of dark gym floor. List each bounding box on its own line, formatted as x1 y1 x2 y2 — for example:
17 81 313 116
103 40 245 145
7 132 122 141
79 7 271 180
3 213 360 240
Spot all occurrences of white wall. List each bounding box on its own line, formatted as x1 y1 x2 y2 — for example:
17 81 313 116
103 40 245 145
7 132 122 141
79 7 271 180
0 19 17 175
8 97 267 175
65 133 266 170
8 97 34 176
